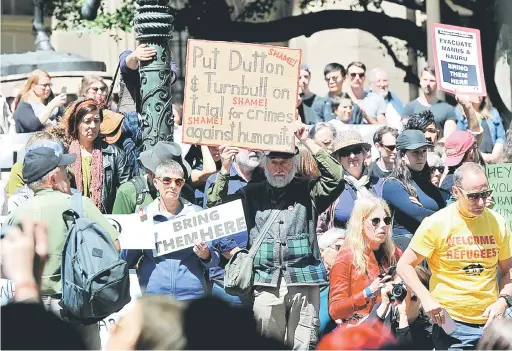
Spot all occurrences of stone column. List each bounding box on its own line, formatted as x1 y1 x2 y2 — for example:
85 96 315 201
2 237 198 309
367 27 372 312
134 0 175 149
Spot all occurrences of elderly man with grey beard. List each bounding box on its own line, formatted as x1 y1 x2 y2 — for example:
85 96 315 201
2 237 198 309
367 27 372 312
207 123 344 350
203 147 266 307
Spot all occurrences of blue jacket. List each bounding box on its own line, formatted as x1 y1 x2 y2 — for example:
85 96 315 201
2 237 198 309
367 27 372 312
121 198 220 300
455 108 506 147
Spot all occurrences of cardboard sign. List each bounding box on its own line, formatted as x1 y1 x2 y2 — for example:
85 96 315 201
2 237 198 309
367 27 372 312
431 23 486 95
486 163 512 231
154 200 246 256
182 39 301 152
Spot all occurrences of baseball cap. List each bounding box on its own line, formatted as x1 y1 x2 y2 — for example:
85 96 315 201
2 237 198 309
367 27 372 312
139 141 191 179
444 130 475 167
100 110 124 144
22 141 76 184
264 147 299 159
396 130 431 151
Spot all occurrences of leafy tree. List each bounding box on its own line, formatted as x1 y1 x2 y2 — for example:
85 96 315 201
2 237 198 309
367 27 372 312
47 0 512 124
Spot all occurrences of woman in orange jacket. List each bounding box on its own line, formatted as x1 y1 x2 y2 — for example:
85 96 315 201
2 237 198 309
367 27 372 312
328 196 402 327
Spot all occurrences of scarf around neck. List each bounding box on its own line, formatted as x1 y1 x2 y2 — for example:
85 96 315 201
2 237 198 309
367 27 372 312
344 168 372 199
69 139 104 212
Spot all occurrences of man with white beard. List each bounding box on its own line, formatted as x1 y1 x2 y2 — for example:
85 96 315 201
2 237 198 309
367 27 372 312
207 123 344 350
203 147 266 307
370 67 404 131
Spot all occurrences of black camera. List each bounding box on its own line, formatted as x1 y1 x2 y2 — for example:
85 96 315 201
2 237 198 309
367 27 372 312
389 282 407 302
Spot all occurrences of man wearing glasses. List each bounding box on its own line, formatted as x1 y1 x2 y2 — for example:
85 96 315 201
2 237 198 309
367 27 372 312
121 159 219 298
398 162 512 350
346 61 387 125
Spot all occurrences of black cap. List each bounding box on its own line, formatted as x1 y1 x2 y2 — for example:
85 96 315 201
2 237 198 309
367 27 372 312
264 147 299 159
139 141 191 179
22 142 76 184
396 130 431 151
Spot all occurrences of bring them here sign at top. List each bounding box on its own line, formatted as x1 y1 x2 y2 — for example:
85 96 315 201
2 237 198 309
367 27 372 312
182 39 301 153
431 23 486 96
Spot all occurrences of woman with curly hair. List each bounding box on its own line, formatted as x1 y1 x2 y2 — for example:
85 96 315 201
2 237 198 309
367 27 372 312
62 99 131 213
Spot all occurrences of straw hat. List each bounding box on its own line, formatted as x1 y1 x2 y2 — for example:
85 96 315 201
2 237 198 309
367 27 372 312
331 128 371 154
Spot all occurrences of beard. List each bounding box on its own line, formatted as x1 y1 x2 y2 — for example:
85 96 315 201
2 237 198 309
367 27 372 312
236 151 263 170
264 158 298 188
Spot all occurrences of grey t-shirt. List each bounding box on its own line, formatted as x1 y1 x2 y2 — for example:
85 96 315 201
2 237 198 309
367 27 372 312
402 99 457 131
361 91 387 120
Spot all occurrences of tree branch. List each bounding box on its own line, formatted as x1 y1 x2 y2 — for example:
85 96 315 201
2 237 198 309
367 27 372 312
378 37 420 86
180 9 426 54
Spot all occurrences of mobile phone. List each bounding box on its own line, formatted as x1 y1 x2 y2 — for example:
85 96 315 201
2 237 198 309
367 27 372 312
442 309 457 335
379 265 397 278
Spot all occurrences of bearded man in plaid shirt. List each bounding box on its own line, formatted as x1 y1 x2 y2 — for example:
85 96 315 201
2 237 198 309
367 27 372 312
207 123 344 349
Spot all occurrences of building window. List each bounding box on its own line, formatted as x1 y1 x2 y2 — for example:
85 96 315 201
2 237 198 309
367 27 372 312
1 0 35 16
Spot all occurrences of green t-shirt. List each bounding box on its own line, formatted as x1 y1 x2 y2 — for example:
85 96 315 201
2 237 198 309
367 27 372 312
82 155 92 198
112 180 153 215
6 161 24 197
6 189 119 296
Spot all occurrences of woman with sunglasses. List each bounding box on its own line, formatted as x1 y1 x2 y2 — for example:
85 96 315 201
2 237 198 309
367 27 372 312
382 130 448 251
62 99 131 214
317 129 385 234
368 266 433 350
79 75 108 107
12 69 67 133
329 196 401 327
426 152 445 188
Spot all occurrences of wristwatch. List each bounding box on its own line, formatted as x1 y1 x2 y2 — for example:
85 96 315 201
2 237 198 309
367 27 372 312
499 294 512 307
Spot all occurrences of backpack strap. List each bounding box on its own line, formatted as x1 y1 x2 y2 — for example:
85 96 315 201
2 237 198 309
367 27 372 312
131 176 149 207
71 192 85 218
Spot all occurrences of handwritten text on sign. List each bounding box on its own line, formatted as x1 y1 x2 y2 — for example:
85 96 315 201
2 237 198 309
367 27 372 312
486 164 512 231
182 40 301 152
154 200 246 256
431 23 486 95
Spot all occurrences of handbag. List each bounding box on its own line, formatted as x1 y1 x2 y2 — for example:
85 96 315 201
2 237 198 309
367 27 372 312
224 197 286 296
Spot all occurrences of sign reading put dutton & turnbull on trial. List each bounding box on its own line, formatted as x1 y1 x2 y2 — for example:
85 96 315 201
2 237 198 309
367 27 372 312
181 39 302 153
431 23 486 96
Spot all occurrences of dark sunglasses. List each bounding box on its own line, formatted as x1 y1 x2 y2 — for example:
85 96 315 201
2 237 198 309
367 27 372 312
325 76 342 82
458 188 493 201
338 146 364 157
350 72 365 79
430 166 445 174
90 86 107 93
370 216 392 227
383 144 396 151
159 177 185 187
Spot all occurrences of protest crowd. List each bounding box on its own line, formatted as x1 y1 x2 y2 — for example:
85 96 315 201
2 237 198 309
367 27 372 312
1 40 512 351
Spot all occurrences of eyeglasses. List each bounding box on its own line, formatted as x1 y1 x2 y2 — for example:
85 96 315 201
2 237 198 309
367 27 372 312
350 72 365 79
325 76 342 82
457 188 493 201
158 177 185 187
430 166 445 174
369 216 392 227
338 146 364 157
36 83 53 89
383 144 396 152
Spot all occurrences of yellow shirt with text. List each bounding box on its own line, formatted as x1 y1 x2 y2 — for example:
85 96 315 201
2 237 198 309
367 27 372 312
409 203 511 324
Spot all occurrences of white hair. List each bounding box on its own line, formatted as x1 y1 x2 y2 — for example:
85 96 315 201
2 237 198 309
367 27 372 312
370 67 387 82
264 155 299 188
155 160 184 178
427 151 443 168
26 167 59 192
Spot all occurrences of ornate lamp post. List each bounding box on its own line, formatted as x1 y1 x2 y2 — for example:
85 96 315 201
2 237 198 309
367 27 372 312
134 0 176 150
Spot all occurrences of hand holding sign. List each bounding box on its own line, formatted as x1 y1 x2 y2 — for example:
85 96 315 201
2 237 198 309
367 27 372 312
219 145 239 175
193 239 211 260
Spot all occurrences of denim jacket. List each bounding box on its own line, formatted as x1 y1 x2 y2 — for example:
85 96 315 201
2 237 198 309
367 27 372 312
456 108 506 146
121 198 220 300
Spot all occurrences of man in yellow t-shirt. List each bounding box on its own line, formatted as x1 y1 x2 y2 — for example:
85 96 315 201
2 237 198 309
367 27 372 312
397 162 512 350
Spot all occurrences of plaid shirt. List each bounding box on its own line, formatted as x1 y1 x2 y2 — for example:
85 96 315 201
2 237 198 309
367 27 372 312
207 148 344 287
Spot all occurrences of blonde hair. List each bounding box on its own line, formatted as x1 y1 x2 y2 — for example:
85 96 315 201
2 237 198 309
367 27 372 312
296 143 320 180
13 69 51 108
342 196 396 274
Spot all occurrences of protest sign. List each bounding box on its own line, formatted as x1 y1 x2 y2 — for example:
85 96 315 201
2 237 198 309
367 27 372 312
182 39 301 152
431 23 486 95
0 279 15 306
0 133 33 180
154 200 245 256
486 163 512 231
